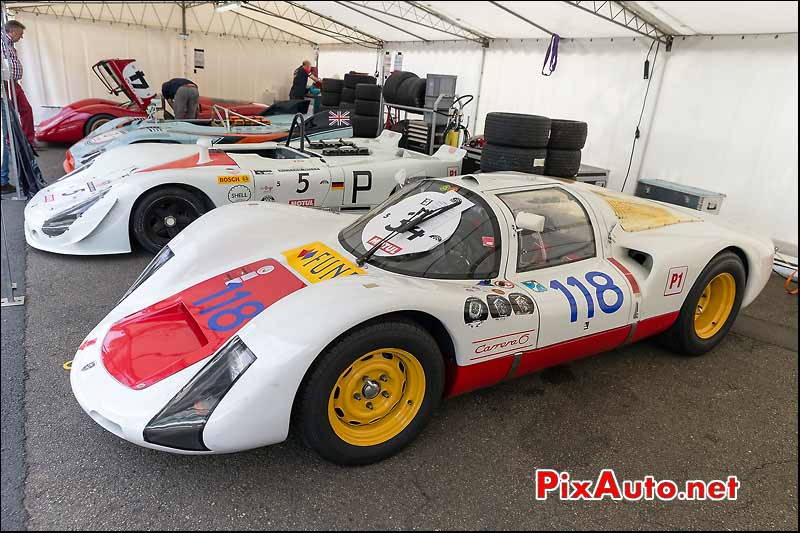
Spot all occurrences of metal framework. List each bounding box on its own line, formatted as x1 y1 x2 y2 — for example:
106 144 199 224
343 1 489 43
5 1 315 45
489 1 555 37
564 1 674 46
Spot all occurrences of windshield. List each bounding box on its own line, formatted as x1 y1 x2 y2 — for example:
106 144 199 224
339 180 502 279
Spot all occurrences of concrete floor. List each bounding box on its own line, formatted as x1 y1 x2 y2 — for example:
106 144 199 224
1 144 797 530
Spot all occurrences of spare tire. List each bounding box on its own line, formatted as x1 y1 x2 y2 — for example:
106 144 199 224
398 77 426 107
339 101 356 111
484 112 551 148
480 143 547 174
321 92 341 107
548 119 587 150
544 149 582 178
352 114 380 138
355 83 382 102
340 87 356 103
322 78 344 93
344 73 376 89
383 71 417 104
355 99 381 116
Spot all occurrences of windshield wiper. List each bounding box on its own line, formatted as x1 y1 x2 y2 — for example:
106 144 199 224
355 198 463 267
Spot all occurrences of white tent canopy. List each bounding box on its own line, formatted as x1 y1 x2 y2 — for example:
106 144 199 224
6 1 798 47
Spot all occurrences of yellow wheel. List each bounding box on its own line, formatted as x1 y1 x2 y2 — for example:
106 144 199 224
694 273 736 339
296 320 444 465
328 349 425 447
659 252 745 356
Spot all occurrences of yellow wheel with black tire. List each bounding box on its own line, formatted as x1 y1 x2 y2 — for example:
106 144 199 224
659 251 746 356
295 319 444 465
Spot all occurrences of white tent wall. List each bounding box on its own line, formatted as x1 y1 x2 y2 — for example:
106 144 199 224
14 13 314 123
638 34 798 253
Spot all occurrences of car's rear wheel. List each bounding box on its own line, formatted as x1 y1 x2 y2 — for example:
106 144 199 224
84 114 115 136
658 251 746 355
131 187 208 254
295 319 444 465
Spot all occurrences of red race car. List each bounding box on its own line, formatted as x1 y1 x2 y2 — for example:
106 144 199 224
35 59 270 144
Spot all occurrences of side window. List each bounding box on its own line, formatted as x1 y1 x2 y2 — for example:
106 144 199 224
499 188 596 272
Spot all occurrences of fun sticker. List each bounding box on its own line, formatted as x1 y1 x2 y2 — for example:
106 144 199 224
282 242 365 284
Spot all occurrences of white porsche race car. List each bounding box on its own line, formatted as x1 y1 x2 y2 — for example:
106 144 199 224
70 172 773 465
25 131 465 254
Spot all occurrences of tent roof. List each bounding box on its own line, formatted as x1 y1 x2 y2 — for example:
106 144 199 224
4 1 798 47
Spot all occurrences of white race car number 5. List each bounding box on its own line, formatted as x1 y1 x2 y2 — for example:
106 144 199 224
297 172 310 193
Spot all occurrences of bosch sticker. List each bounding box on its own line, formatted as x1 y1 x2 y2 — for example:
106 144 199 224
218 175 251 185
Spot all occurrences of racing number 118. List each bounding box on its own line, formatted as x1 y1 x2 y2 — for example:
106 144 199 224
550 271 623 323
192 282 265 332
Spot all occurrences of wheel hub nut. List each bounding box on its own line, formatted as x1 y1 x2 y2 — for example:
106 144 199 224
164 215 177 228
361 378 381 400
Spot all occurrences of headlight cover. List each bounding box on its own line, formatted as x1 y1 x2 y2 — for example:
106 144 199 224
118 245 173 303
42 190 108 236
143 336 256 451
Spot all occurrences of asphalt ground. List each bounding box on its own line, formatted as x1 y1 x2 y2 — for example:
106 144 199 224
1 145 797 530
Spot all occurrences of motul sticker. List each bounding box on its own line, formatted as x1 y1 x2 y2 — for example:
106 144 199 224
665 266 688 296
282 242 365 284
218 175 250 184
289 199 315 207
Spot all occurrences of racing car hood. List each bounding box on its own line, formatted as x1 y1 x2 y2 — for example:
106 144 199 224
28 144 205 219
102 202 365 390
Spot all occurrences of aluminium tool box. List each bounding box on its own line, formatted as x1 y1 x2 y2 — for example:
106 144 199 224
635 178 725 214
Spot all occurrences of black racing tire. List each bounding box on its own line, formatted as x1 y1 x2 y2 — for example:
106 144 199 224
352 114 380 138
339 101 356 111
131 187 209 254
321 92 341 107
340 87 356 103
344 73 376 89
398 77 426 107
383 71 417 104
84 114 116 137
484 112 551 148
322 78 344 93
544 149 582 178
657 251 746 356
355 83 382 102
480 143 547 173
294 319 445 465
548 119 588 150
355 99 381 116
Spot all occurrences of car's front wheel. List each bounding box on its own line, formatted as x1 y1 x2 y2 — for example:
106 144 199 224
295 319 444 465
659 251 746 355
131 187 208 254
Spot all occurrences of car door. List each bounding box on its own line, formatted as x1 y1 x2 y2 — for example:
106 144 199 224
333 159 398 209
493 186 634 373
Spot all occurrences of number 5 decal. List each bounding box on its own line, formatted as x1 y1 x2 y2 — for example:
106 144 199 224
550 271 624 323
297 172 310 193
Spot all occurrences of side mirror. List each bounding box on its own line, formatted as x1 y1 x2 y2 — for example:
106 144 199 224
196 137 212 164
515 211 546 233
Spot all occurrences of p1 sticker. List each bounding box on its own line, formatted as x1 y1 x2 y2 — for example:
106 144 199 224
665 266 688 296
218 175 251 185
282 242 365 284
448 166 459 177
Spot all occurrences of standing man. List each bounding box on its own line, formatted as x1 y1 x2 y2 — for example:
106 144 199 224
1 20 35 146
289 60 320 100
161 77 199 119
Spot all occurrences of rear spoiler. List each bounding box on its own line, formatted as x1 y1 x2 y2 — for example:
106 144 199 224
374 129 402 148
433 145 467 162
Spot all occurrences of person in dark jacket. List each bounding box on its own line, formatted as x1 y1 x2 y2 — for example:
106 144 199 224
161 78 199 119
289 61 320 100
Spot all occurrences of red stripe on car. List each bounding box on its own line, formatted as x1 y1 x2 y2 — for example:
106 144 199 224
608 257 641 295
137 150 237 173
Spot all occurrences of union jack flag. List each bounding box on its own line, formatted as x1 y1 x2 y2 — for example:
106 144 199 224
328 110 351 127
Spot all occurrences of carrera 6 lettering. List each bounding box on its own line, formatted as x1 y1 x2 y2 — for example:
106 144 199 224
551 271 624 323
475 333 530 354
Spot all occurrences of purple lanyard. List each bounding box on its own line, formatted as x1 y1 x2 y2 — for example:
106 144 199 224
542 34 560 76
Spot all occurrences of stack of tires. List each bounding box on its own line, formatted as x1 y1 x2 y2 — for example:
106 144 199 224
353 83 382 138
480 113 551 174
544 119 587 178
383 71 426 107
321 78 343 111
341 72 376 111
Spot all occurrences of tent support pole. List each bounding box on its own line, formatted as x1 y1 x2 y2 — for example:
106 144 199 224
472 42 489 139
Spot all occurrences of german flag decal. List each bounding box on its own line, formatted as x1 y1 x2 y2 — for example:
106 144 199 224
331 181 345 190
282 242 365 284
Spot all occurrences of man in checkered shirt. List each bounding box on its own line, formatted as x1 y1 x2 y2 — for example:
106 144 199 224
2 20 35 146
